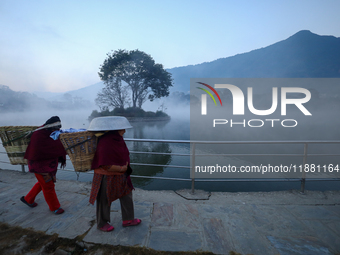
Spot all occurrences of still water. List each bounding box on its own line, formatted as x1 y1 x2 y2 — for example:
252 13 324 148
0 112 339 192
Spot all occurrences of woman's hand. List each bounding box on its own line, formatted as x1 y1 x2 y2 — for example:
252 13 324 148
107 162 128 173
118 162 129 173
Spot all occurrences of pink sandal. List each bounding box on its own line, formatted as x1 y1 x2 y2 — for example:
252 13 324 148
122 218 142 227
98 223 114 232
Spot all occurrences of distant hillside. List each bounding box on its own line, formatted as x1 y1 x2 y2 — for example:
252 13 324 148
44 82 104 104
168 30 340 92
0 84 93 112
0 85 49 112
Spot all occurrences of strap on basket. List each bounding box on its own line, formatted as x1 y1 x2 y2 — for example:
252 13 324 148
3 131 34 146
65 137 94 151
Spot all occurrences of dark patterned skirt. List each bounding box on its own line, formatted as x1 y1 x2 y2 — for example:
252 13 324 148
89 173 132 205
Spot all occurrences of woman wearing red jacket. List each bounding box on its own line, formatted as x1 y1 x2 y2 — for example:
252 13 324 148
21 116 67 214
89 116 141 232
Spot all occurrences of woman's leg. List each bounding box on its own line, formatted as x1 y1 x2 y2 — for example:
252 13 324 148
24 181 42 204
119 192 134 221
96 176 111 228
34 173 60 211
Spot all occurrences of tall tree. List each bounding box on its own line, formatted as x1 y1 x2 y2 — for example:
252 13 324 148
98 49 173 109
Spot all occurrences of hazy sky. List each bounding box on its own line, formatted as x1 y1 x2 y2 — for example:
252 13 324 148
1 0 339 93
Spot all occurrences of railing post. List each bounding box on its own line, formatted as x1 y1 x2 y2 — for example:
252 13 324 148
301 143 308 193
21 164 25 173
191 142 196 194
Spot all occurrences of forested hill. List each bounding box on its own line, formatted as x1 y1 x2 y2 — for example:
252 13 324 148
0 85 91 112
168 30 340 92
0 85 45 112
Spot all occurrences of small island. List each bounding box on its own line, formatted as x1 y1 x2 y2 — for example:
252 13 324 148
88 107 170 122
90 49 173 123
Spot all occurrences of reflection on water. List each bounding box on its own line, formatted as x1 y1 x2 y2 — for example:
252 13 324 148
124 118 191 188
128 142 172 186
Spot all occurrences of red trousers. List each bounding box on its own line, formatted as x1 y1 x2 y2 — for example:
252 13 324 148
25 173 60 211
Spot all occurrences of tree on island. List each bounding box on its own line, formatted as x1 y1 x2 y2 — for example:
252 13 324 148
96 49 173 111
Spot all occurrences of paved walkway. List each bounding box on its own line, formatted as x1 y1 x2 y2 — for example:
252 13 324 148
0 169 339 255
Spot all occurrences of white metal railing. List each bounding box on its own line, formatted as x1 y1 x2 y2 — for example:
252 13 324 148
125 139 340 193
1 139 340 193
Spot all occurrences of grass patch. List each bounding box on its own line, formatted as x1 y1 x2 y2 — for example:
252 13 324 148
0 222 217 255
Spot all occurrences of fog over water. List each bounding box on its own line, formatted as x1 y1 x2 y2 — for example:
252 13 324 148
0 103 193 189
1 92 339 192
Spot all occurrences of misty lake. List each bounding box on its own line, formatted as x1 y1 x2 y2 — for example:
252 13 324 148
0 109 339 192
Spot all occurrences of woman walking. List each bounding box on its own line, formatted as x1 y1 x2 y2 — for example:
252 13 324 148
21 116 67 214
88 116 141 232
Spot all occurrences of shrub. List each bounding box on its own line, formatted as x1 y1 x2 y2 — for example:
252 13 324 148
145 111 156 117
113 107 125 116
88 110 101 121
155 111 168 117
125 107 146 117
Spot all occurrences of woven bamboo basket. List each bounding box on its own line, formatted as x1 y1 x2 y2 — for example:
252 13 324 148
59 131 98 172
0 126 38 165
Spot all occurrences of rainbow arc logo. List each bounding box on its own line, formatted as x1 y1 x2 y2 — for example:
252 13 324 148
196 82 222 106
197 82 222 115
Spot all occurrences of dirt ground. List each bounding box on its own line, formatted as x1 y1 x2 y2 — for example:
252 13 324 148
0 222 224 255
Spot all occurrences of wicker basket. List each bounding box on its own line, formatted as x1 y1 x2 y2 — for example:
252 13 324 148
59 131 97 172
0 126 38 165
